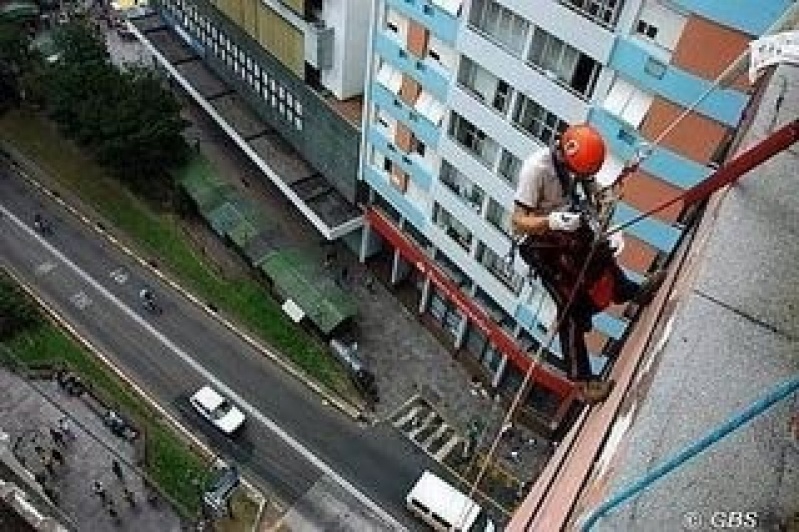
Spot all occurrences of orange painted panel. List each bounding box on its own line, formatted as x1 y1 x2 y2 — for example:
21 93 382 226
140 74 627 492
399 76 421 106
585 330 608 354
407 20 428 58
672 15 751 91
622 170 684 223
640 99 729 164
395 123 413 153
617 235 659 274
390 167 408 192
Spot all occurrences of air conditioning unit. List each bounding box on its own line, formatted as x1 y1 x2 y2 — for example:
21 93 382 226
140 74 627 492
305 21 334 70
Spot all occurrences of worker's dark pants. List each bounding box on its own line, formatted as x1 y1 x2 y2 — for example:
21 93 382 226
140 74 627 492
543 264 639 382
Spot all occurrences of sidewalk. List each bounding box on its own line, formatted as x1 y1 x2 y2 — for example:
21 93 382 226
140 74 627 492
0 366 184 531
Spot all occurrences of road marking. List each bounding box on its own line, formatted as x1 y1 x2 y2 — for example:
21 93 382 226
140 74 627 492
0 203 406 531
110 267 129 284
69 290 92 310
35 260 57 276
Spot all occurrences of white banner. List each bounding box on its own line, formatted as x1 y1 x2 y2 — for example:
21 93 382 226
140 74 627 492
749 30 799 83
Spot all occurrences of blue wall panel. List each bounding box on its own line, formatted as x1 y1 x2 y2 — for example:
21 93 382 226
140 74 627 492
371 82 441 148
374 33 451 101
610 37 746 127
364 166 428 229
670 0 791 36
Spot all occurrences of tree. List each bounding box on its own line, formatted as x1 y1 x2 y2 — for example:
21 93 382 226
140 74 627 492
0 21 36 109
42 21 189 200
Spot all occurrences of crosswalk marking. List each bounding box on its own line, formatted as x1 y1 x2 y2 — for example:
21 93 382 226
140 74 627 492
388 395 465 464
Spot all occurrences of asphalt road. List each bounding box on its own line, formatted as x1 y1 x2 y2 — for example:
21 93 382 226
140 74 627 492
0 165 435 530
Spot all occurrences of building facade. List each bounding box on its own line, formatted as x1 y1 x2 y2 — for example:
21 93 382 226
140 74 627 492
358 0 792 415
144 0 371 238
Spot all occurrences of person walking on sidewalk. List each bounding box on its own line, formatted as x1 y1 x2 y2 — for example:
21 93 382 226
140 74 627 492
111 459 124 482
512 123 665 404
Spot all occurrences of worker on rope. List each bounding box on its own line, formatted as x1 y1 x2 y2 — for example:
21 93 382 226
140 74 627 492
512 124 665 404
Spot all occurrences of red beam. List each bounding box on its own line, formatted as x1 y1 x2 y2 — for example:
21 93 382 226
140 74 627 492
366 208 574 398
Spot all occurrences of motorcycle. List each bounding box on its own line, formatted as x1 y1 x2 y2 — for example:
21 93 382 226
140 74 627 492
33 214 53 236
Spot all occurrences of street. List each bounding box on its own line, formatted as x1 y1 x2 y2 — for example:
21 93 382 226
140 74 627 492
0 164 434 530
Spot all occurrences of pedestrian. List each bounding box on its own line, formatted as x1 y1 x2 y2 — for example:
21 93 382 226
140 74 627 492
123 487 136 507
324 249 336 269
92 480 107 502
106 498 119 522
509 449 520 463
111 459 124 481
49 426 65 447
512 123 666 404
50 448 64 466
364 273 376 293
41 454 55 476
58 418 75 442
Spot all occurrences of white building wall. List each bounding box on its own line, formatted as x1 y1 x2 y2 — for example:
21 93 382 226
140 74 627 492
322 0 370 99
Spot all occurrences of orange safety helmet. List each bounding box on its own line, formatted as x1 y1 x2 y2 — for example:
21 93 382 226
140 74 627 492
559 124 606 175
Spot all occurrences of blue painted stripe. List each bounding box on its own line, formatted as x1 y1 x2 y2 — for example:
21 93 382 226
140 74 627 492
609 37 746 127
593 312 629 341
364 166 427 229
612 203 682 253
374 33 451 101
589 108 712 189
670 0 791 36
385 0 459 44
370 82 441 148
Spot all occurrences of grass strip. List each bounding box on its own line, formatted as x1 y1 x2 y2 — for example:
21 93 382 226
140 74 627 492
0 108 351 395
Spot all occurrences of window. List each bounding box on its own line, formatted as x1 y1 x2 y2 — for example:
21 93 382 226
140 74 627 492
458 56 511 114
636 19 658 39
512 95 567 145
449 113 499 167
414 90 446 126
561 0 623 28
428 49 440 61
433 203 473 250
476 241 523 293
469 0 529 57
383 157 393 173
415 140 426 157
498 150 521 186
376 61 403 94
486 198 511 236
528 27 600 97
440 161 485 213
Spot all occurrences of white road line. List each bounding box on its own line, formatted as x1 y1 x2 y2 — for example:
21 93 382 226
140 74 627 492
0 203 406 531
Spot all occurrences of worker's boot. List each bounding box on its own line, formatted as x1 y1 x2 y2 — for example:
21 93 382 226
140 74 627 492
577 380 615 404
634 270 667 307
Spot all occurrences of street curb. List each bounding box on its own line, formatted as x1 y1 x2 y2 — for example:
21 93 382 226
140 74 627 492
0 141 368 425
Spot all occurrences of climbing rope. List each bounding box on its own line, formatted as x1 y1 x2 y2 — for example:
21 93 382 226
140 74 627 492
463 41 760 513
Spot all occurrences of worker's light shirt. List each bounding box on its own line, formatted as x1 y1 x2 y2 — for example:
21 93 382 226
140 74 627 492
514 148 569 214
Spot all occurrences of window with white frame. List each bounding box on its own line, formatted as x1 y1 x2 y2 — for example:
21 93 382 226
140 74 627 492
486 197 512 236
449 113 500 168
432 0 463 17
498 149 521 186
469 0 530 57
376 61 403 95
528 27 600 97
385 8 408 43
433 203 473 251
414 90 446 126
512 94 567 146
602 76 653 128
440 161 485 214
457 56 512 115
561 0 623 28
476 241 523 293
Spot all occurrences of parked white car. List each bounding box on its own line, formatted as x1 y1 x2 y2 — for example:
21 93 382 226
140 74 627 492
190 385 245 435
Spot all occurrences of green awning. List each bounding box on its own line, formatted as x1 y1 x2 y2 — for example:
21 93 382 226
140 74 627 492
260 250 356 335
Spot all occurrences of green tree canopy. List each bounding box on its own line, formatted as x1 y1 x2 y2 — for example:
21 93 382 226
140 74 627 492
43 21 188 200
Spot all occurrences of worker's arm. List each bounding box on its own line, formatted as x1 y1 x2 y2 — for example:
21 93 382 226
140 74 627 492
512 203 550 236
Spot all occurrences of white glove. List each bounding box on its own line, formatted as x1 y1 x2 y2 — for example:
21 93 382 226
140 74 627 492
548 211 581 232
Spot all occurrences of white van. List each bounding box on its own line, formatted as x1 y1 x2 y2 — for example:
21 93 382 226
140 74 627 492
405 471 496 531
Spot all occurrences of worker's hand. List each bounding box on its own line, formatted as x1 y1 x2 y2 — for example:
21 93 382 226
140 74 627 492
548 211 582 232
